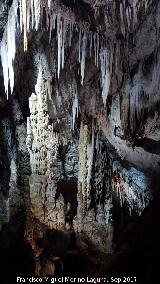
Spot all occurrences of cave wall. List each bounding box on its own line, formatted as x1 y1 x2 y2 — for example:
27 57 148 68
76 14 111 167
0 0 159 276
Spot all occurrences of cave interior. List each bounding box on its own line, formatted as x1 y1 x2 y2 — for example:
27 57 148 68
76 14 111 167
0 0 160 283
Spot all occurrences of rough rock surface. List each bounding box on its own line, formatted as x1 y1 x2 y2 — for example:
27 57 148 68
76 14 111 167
0 0 159 281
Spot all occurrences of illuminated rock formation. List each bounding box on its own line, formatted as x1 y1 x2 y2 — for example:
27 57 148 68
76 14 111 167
0 0 159 280
26 65 65 231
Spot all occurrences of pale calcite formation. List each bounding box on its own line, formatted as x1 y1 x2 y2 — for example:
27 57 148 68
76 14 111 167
26 65 65 230
73 122 113 253
1 0 17 98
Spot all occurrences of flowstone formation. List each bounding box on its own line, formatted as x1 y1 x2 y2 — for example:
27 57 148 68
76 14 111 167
0 0 160 279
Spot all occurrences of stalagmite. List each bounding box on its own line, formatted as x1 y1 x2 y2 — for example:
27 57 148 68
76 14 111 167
86 120 95 209
77 122 88 216
76 120 95 213
26 63 66 230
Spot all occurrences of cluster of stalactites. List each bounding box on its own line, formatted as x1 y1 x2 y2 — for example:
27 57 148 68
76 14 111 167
0 0 41 97
120 0 152 35
1 0 153 101
0 0 18 98
110 159 151 216
49 11 110 103
19 0 41 51
1 0 111 104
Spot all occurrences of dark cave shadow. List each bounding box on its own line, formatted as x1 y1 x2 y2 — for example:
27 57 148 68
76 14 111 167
0 211 35 284
134 137 160 154
57 179 78 223
36 228 107 277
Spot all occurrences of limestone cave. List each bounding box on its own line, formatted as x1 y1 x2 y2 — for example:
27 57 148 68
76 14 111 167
0 0 160 283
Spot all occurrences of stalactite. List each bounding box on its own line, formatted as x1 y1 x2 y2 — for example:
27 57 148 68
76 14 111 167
119 2 123 36
27 0 31 31
100 47 110 105
21 0 28 51
119 0 152 36
80 31 87 85
56 15 67 78
48 0 52 9
34 0 41 30
1 29 9 97
72 83 78 130
62 19 66 69
94 33 99 68
78 27 82 67
89 31 93 57
49 12 56 41
57 14 62 79
30 0 34 29
69 20 73 47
